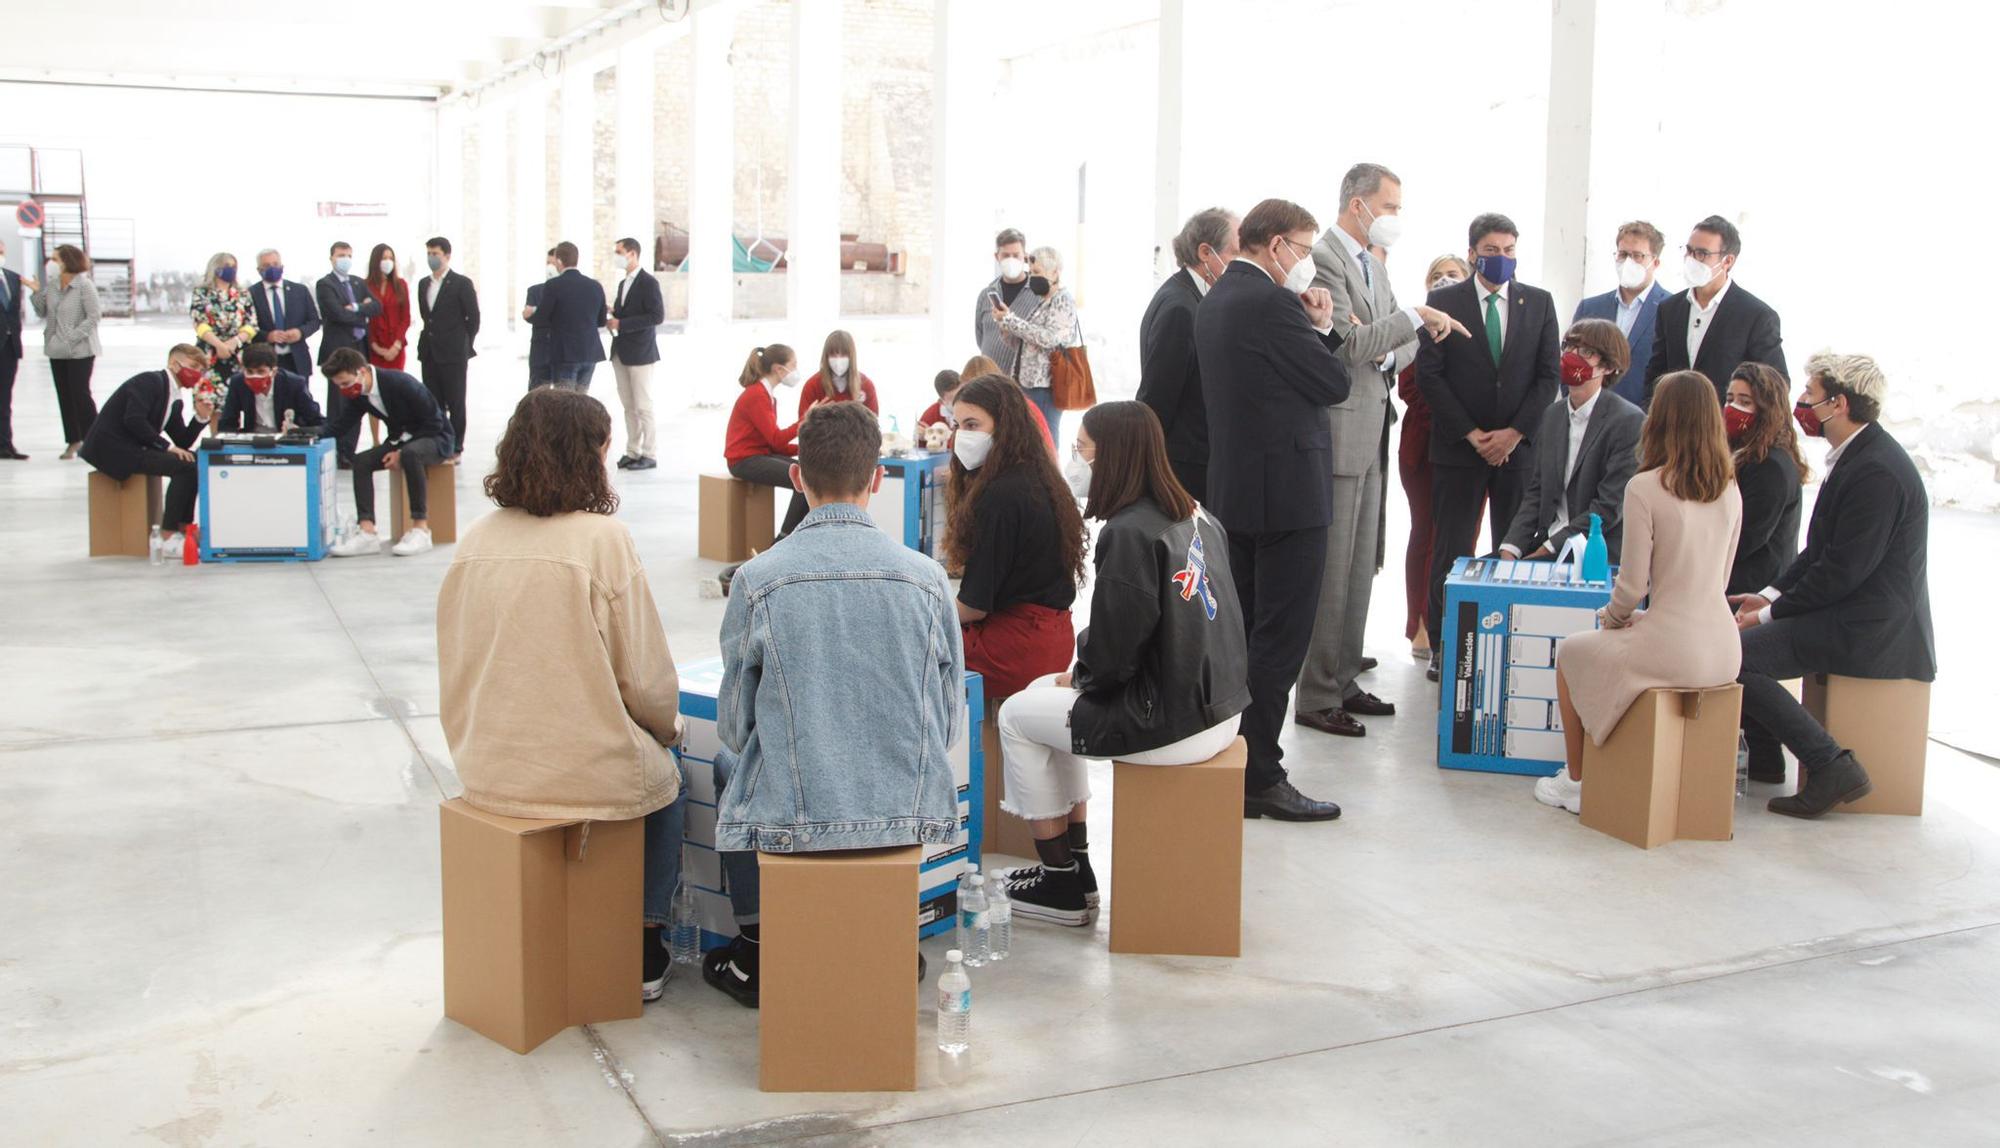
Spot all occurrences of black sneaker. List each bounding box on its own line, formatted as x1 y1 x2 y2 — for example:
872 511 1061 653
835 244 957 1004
615 454 637 469
702 935 760 1008
642 927 671 1002
1072 848 1100 910
995 863 1091 927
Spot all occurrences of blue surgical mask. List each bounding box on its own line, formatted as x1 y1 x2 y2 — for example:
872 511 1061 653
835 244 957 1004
426 253 444 273
217 265 238 284
1475 254 1516 285
333 256 353 276
260 265 284 284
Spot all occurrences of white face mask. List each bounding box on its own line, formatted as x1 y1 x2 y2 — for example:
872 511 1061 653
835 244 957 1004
1616 257 1650 290
953 428 993 470
1064 451 1092 500
1429 275 1463 291
379 258 396 276
617 253 634 272
828 355 850 377
774 367 797 388
1684 255 1721 290
1360 201 1403 248
998 256 1027 281
545 264 560 280
1279 243 1315 294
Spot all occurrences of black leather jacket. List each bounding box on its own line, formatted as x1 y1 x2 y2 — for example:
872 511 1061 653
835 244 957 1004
1069 498 1250 757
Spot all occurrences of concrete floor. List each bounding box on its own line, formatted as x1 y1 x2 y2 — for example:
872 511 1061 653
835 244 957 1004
4 319 1997 1146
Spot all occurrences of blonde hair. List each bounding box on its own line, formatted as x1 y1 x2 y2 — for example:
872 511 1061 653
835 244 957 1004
1424 254 1472 290
1804 351 1887 423
201 252 238 291
1028 246 1063 283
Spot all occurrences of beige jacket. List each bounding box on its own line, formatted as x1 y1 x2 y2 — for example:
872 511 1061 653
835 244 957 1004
437 508 681 820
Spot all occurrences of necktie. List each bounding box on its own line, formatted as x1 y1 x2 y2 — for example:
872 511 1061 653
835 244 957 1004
0 273 10 311
338 277 362 339
1485 292 1503 368
1357 250 1372 289
271 284 284 332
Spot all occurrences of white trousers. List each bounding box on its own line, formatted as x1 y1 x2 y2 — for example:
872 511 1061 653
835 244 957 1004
611 358 656 458
997 673 1243 821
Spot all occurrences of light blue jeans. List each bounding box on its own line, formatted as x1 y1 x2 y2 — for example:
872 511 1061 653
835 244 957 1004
641 759 690 927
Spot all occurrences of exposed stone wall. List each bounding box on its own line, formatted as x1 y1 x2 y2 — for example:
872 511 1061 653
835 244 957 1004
592 69 619 279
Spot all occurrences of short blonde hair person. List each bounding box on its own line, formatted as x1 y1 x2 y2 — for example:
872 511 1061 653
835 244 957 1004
201 251 238 291
1028 245 1063 283
1804 351 1887 424
1424 254 1472 290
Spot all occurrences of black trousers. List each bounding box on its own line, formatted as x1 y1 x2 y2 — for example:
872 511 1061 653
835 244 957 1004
352 436 448 523
125 450 200 532
0 351 18 451
1227 525 1329 794
51 356 98 444
325 382 361 463
1425 462 1528 642
728 453 810 536
1738 618 1846 772
1169 457 1208 505
422 357 469 457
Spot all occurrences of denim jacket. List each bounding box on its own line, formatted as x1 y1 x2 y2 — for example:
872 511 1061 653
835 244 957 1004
714 502 966 852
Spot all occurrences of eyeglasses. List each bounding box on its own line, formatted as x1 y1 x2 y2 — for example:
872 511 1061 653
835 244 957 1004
1684 245 1724 262
1279 238 1312 259
1613 251 1654 263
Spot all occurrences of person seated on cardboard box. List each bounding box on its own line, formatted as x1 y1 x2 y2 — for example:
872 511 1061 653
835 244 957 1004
947 374 1088 704
1496 319 1644 564
704 400 967 1008
1729 352 1935 819
991 401 1251 925
78 343 216 549
218 345 324 433
436 387 688 1002
320 346 455 558
1534 372 1743 814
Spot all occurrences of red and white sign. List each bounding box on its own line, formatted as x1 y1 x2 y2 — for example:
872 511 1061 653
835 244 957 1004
15 199 43 230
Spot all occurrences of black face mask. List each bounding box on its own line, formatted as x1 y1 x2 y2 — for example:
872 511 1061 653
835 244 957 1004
1028 275 1052 296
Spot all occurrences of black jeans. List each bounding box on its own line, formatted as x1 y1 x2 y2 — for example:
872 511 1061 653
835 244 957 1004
51 356 98 444
0 351 18 451
124 450 200 532
1426 461 1528 643
728 453 809 536
352 436 447 524
552 361 596 393
422 358 469 457
1737 618 1846 771
1227 525 1329 793
325 382 361 464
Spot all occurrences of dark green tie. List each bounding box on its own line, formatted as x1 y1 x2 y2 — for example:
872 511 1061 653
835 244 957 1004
1485 291 1503 367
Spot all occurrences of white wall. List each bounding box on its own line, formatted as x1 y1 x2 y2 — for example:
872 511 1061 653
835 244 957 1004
0 82 436 281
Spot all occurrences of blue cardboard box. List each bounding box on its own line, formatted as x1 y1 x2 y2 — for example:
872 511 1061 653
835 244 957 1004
1436 556 1613 776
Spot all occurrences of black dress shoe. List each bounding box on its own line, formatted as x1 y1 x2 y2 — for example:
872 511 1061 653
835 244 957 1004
1244 779 1341 821
1769 751 1873 819
628 456 658 470
1425 652 1442 683
615 454 636 469
1296 708 1366 737
1343 691 1396 717
0 448 27 460
1359 656 1379 673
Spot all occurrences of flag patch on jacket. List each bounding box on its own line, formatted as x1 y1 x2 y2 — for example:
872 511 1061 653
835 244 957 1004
1171 531 1218 620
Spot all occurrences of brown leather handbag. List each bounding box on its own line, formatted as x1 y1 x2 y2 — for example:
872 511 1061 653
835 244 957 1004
1048 315 1096 411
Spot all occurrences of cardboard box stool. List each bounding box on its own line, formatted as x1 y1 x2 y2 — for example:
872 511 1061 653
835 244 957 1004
88 471 163 557
1109 736 1247 956
1802 674 1931 816
390 462 458 543
698 473 775 562
1580 685 1742 849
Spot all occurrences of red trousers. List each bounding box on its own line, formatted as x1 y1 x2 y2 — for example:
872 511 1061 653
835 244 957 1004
963 603 1074 700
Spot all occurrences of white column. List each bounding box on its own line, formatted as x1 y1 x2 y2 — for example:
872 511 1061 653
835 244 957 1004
513 84 549 328
787 0 842 334
560 59 596 274
1541 0 1596 321
477 98 509 337
688 2 736 335
929 0 996 366
1152 0 1185 281
436 102 467 244
616 35 658 261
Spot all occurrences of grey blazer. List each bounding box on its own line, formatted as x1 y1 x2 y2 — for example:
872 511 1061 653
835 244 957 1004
1310 229 1417 477
1501 389 1644 559
31 273 102 360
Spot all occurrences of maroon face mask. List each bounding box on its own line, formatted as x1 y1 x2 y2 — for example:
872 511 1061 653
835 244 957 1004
1559 350 1594 388
244 372 275 396
1793 400 1826 438
1723 403 1755 441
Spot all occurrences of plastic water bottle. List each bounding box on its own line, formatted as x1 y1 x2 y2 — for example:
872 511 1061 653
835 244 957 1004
984 868 1012 962
1736 732 1751 799
1581 513 1610 583
957 873 990 967
149 526 164 567
669 875 701 966
936 949 972 1082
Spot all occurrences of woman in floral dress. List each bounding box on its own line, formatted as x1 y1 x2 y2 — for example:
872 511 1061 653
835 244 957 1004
189 251 259 412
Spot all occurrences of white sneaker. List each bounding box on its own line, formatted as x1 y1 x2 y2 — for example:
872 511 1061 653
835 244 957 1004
391 527 434 557
1534 770 1584 814
330 530 384 557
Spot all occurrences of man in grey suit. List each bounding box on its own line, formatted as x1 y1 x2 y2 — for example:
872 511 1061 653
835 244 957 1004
1295 164 1468 737
974 227 1035 370
1498 319 1644 562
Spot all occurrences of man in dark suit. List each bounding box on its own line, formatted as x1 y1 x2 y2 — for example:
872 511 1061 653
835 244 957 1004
322 347 455 559
529 240 607 392
608 236 665 470
1643 215 1786 405
1731 353 1933 819
1137 208 1237 501
1497 320 1644 561
218 345 324 432
416 236 480 462
80 344 215 536
1417 212 1561 682
0 237 27 459
1571 221 1669 407
1194 198 1350 822
249 248 322 381
523 247 556 390
315 242 382 467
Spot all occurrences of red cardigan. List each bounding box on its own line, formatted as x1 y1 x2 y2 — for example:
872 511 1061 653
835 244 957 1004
367 279 411 370
797 371 879 419
725 382 800 466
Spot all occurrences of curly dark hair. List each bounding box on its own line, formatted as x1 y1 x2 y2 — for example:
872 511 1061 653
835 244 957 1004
483 389 618 516
944 374 1087 584
1729 362 1811 482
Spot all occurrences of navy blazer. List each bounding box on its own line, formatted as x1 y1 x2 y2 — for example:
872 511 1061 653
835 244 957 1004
218 369 325 432
417 269 481 364
327 368 453 453
1136 268 1208 473
529 269 607 364
80 371 205 479
524 283 551 369
0 267 25 360
1643 281 1786 405
1193 261 1350 534
1572 281 1668 407
248 279 322 379
610 270 665 366
315 273 381 364
1416 277 1561 471
1768 423 1933 681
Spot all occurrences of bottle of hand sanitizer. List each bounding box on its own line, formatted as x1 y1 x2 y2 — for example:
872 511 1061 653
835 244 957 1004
1581 513 1610 583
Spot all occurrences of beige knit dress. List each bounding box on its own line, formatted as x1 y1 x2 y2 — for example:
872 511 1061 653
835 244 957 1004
1559 470 1744 745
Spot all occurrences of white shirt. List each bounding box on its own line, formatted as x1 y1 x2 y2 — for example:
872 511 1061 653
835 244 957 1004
1686 277 1732 364
1230 256 1335 336
254 389 278 432
366 385 389 419
1615 287 1648 337
1330 225 1421 371
425 269 447 304
1478 279 1509 348
1756 423 1862 623
1499 390 1598 557
617 270 633 307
